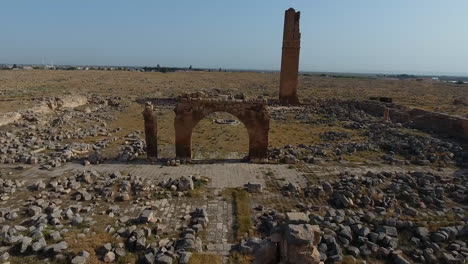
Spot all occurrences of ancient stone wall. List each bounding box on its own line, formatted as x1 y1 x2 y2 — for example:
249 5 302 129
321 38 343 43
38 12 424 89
279 8 301 105
350 99 468 141
174 92 270 162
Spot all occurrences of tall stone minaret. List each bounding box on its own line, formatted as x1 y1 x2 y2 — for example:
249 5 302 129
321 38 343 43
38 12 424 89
279 8 301 105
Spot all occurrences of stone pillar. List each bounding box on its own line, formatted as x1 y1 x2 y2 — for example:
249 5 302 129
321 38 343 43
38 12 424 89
247 122 269 162
279 8 301 105
383 107 391 122
142 102 158 160
174 117 193 161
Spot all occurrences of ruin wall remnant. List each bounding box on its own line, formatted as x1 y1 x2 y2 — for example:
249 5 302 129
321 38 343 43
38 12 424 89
142 102 158 160
350 99 468 141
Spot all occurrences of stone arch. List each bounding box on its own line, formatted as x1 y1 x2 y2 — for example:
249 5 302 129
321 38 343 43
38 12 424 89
174 93 270 162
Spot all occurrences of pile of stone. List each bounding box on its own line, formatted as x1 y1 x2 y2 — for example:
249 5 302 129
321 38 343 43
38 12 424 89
269 100 466 167
0 95 128 166
86 151 105 165
311 209 468 263
268 123 465 166
117 132 146 162
268 142 377 164
0 178 24 201
245 182 263 193
292 99 376 126
101 208 206 264
0 218 74 261
156 176 210 199
319 131 350 141
0 169 171 262
239 211 322 264
165 159 181 166
88 95 128 109
278 170 468 263
367 123 466 167
158 176 195 192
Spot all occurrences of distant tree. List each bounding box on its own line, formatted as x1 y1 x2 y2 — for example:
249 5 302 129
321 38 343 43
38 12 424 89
455 80 464 84
156 64 160 69
12 64 17 68
160 67 167 73
218 67 222 72
189 65 192 70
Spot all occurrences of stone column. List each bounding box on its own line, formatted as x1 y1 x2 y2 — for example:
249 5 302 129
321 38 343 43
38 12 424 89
142 102 158 160
279 8 301 105
174 117 193 161
383 107 391 122
247 121 269 163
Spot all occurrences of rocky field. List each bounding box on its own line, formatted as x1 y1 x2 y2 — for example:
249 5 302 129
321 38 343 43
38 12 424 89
0 70 467 264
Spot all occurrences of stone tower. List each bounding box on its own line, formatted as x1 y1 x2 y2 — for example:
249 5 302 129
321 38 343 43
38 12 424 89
279 8 301 105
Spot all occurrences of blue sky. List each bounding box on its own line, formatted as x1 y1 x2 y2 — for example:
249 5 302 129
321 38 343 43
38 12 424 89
2 0 467 75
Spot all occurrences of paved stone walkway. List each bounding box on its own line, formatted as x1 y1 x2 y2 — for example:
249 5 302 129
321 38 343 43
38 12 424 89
10 160 456 189
14 162 305 189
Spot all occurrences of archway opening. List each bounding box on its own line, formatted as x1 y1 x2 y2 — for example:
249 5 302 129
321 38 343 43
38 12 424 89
191 112 249 161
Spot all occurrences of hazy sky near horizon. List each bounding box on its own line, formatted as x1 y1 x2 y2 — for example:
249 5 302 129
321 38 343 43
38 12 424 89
2 0 467 75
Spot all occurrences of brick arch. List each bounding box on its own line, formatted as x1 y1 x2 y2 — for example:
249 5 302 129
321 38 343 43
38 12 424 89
174 93 270 162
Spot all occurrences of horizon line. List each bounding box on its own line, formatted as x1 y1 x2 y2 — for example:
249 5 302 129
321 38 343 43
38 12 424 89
1 62 467 78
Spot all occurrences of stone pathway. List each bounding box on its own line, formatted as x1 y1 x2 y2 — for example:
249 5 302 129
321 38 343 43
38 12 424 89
14 162 305 189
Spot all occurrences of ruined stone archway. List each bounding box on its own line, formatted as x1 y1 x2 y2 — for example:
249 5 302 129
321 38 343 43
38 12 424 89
174 93 270 162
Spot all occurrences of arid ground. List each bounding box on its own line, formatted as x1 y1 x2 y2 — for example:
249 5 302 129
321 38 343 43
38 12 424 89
1 70 466 158
1 70 467 115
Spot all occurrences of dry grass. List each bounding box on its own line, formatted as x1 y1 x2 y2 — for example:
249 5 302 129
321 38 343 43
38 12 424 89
9 256 67 264
188 253 223 264
224 189 254 240
342 150 383 163
228 252 254 264
65 229 117 264
191 112 249 158
221 188 254 240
